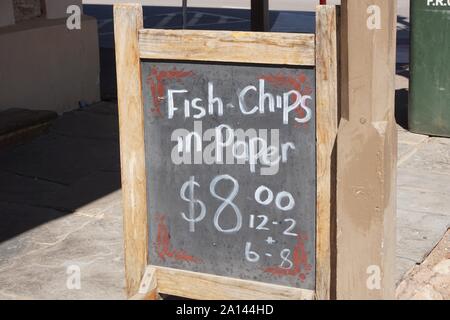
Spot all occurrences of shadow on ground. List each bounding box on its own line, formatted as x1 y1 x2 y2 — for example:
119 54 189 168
396 88 409 130
0 102 121 243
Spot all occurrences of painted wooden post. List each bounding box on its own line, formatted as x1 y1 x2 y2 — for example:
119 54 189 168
114 4 149 297
337 0 397 299
251 0 269 31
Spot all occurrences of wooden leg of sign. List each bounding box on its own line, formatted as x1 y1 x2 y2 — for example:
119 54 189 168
114 4 149 298
130 267 159 300
315 5 339 301
251 0 269 31
337 0 397 299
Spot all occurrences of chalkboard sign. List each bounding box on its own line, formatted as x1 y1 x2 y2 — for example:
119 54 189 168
114 4 337 300
143 62 316 290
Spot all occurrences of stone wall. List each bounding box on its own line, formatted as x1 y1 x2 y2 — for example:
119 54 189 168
13 0 42 22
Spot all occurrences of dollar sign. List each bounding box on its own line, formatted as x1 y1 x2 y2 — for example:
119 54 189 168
180 176 206 232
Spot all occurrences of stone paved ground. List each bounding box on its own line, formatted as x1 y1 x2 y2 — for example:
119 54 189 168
396 129 450 282
394 73 450 287
1 0 446 300
0 97 448 299
0 66 449 299
0 102 126 299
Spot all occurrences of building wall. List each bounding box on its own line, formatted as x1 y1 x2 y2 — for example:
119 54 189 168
0 16 101 113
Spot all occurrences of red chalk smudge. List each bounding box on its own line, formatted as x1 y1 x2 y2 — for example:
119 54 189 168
263 233 311 281
155 213 201 263
261 72 313 128
146 67 194 117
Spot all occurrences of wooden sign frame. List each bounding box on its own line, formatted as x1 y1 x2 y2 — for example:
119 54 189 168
114 3 338 300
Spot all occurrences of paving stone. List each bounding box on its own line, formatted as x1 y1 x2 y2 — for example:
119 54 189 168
397 130 428 145
398 142 417 161
0 171 64 208
0 202 97 248
0 108 57 136
398 186 450 218
0 202 125 300
401 138 450 175
41 171 121 214
50 109 118 140
84 101 118 117
0 231 46 270
397 168 450 194
0 134 120 185
0 199 122 262
0 202 84 268
0 170 120 216
0 202 68 245
397 209 449 264
70 190 122 218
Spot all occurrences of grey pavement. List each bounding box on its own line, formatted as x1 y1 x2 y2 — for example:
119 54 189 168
395 75 450 283
396 131 450 280
0 0 447 299
0 102 125 300
0 89 449 299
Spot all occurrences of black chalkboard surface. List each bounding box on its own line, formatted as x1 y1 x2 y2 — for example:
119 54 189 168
142 61 316 290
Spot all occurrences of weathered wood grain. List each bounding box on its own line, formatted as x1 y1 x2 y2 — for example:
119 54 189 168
315 5 339 301
154 266 315 300
114 3 149 298
138 29 316 66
